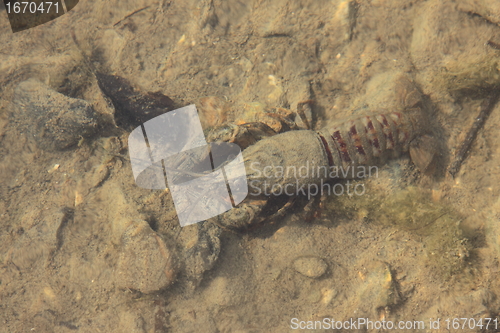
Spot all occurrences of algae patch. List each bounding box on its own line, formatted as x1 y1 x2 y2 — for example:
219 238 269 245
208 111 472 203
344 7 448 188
326 184 470 279
437 52 500 96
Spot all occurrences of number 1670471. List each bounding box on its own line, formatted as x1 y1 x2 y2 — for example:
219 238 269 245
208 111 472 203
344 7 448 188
5 2 59 14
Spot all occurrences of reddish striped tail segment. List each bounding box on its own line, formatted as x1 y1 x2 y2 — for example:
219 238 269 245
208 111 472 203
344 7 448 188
318 111 418 170
317 77 436 174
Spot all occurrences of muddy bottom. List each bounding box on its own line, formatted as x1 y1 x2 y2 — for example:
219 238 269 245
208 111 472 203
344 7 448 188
1 0 500 332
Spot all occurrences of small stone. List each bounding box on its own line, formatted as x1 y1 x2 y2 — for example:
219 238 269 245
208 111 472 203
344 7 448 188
356 261 401 317
12 79 98 151
306 288 323 303
9 208 72 271
197 96 229 128
178 222 221 288
116 221 177 293
293 256 328 278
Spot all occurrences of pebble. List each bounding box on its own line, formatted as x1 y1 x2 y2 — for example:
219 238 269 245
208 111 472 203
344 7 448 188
356 261 400 316
116 221 177 293
293 256 328 278
12 79 98 151
197 96 229 128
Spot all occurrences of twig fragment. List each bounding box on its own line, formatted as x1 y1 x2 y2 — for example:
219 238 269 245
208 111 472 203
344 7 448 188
448 90 500 177
113 6 150 27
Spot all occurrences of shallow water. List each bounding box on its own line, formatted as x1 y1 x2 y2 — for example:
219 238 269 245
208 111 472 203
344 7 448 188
1 0 500 332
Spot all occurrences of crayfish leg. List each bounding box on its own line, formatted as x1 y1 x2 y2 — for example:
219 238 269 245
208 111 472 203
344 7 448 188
205 122 277 149
296 100 315 130
212 199 267 231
